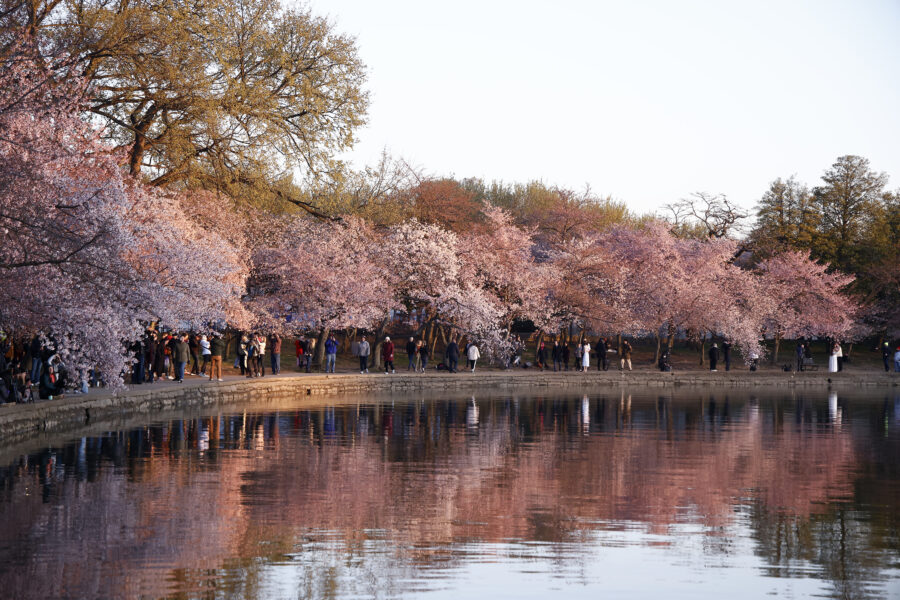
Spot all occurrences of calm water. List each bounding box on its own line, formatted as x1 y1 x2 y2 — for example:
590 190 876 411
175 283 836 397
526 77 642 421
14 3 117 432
1 389 899 599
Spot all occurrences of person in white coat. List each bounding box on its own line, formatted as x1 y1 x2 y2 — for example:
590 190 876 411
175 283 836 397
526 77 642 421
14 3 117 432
581 341 591 372
828 341 841 373
467 343 481 372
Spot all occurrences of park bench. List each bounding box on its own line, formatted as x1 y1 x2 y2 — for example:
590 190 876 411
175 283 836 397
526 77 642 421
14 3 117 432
800 357 818 371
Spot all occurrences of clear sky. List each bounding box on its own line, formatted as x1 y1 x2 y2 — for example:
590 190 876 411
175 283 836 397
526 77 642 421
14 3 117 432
307 0 900 216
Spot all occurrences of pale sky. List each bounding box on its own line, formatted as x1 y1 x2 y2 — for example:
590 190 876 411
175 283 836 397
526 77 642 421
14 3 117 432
307 0 900 216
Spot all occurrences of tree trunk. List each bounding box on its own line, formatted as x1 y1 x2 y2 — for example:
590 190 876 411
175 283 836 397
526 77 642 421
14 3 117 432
772 334 781 365
341 328 356 353
699 336 706 366
314 327 329 369
371 316 390 369
654 333 661 364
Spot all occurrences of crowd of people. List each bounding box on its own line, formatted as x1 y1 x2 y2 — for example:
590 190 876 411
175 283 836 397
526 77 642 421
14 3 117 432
2 329 899 403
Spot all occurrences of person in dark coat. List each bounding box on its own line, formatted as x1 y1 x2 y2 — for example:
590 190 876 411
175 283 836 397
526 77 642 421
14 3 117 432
445 339 460 373
562 343 570 371
708 343 720 372
382 336 395 374
130 339 144 385
173 334 190 382
418 341 430 372
406 337 417 371
882 340 892 372
722 340 732 372
189 334 200 375
551 341 563 371
153 333 167 381
536 342 548 371
796 341 805 372
597 337 609 371
145 333 158 383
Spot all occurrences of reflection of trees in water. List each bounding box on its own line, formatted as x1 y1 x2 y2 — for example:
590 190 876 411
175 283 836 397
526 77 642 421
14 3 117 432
0 392 897 599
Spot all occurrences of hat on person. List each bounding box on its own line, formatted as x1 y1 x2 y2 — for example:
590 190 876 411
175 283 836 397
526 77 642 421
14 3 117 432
385 336 391 341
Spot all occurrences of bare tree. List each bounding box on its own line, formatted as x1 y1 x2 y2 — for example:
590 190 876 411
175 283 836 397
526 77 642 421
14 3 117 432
663 192 749 239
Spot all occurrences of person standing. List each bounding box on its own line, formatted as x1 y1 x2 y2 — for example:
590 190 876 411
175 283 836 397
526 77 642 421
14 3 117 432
200 335 211 375
828 341 840 373
467 342 481 372
597 337 609 371
406 337 417 371
269 333 282 375
358 335 371 373
562 342 570 371
188 334 200 376
209 334 225 381
145 333 158 383
324 333 338 373
894 346 900 373
28 335 42 386
536 341 547 371
722 340 732 372
551 341 563 372
881 340 892 372
154 332 167 382
382 336 395 374
446 338 460 373
796 341 805 372
581 339 591 372
237 335 248 375
620 339 633 371
418 340 430 372
256 334 267 376
174 334 190 383
708 343 719 372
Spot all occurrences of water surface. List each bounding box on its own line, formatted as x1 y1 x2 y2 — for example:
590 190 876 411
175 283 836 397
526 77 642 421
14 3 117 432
1 388 898 599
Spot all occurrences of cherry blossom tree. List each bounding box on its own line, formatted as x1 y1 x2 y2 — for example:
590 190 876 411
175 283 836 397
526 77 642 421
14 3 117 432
755 251 860 361
0 37 247 387
248 216 397 332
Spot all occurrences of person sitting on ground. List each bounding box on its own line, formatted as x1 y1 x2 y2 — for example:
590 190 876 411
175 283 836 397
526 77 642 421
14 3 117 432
658 349 672 372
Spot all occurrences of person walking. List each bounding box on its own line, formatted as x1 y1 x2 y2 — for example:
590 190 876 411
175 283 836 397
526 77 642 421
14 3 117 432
382 336 395 374
597 337 609 371
209 334 225 381
445 338 460 373
722 340 732 372
536 341 548 371
708 343 719 372
881 340 892 372
551 341 563 372
828 341 841 373
467 342 481 372
418 340 430 372
358 335 371 373
581 339 591 372
269 333 282 375
406 337 417 371
174 334 190 382
620 339 633 371
324 333 338 373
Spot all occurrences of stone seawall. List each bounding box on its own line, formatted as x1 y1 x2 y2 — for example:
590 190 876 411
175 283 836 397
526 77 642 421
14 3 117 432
1 370 897 450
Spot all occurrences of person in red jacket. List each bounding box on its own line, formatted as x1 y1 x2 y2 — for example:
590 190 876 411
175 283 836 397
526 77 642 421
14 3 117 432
382 336 395 374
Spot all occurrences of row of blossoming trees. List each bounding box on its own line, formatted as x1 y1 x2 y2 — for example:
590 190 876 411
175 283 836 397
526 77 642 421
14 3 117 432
0 41 861 387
